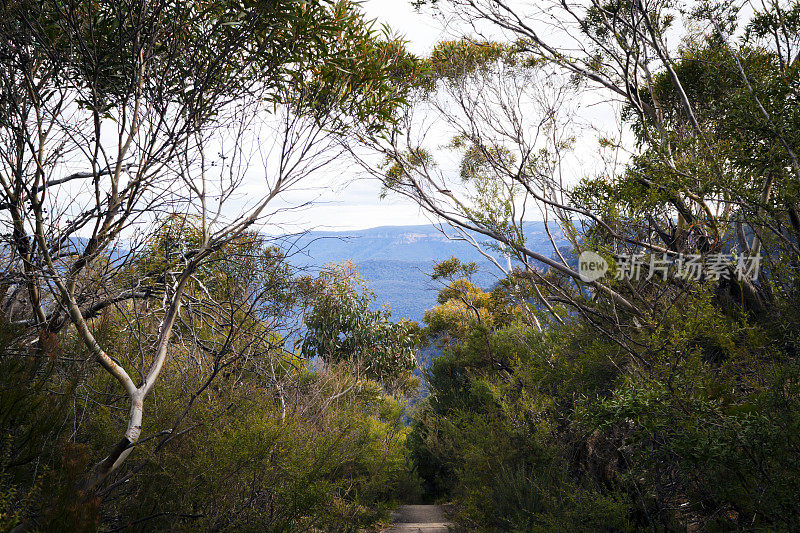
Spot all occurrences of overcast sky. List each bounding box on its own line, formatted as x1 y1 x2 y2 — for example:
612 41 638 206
263 1 621 233
264 1 445 233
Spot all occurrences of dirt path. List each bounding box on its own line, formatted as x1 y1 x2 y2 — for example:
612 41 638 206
382 505 454 532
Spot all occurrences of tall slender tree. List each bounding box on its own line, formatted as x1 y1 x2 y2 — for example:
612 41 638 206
0 0 416 492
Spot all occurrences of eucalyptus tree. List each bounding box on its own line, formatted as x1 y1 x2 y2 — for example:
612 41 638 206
301 262 418 388
361 0 799 338
380 3 800 528
361 39 646 325
0 0 415 492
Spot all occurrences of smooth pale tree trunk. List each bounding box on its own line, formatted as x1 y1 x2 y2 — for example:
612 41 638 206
81 393 143 493
76 270 193 494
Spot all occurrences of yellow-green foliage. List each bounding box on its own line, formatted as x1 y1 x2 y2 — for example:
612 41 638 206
424 39 514 84
105 364 419 532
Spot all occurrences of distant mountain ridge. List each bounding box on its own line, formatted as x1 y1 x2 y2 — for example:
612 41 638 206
278 222 566 322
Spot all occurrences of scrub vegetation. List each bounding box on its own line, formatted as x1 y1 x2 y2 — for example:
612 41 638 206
1 0 799 531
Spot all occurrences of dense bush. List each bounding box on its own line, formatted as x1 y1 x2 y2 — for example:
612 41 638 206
98 365 420 531
0 328 420 532
409 278 800 531
0 248 422 532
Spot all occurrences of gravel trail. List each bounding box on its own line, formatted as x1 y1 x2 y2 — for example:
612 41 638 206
382 505 454 532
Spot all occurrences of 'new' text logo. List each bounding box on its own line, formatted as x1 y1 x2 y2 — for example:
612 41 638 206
578 251 608 282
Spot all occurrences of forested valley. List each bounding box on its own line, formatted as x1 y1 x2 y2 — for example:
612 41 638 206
1 0 799 531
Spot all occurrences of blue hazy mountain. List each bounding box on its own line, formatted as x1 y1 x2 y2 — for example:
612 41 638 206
279 223 566 323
